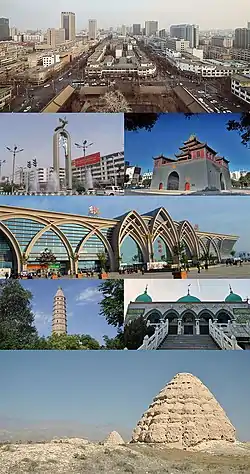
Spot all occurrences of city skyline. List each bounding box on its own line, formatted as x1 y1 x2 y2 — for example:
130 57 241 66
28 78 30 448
1 1 250 30
0 114 123 176
0 195 249 251
125 114 250 173
124 279 250 311
0 351 249 441
20 280 117 342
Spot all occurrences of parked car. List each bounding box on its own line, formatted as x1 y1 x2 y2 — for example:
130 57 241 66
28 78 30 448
96 186 124 196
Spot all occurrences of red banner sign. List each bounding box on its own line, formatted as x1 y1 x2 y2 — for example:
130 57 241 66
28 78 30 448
72 152 101 167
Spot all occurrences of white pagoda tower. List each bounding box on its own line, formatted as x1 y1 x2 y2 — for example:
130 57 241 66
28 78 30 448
52 287 67 334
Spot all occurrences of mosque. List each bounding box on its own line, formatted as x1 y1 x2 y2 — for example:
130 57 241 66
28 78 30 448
125 285 250 350
150 135 232 192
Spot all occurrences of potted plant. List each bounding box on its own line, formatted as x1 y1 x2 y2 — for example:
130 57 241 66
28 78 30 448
172 243 188 279
97 252 108 279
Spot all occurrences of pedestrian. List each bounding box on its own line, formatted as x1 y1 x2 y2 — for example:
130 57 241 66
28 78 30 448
5 272 8 279
197 262 201 274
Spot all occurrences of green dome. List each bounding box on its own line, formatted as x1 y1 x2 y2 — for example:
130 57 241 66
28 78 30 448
225 286 242 302
135 286 152 303
177 288 201 303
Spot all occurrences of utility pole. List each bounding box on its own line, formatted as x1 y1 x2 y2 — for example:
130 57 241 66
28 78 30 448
6 145 24 193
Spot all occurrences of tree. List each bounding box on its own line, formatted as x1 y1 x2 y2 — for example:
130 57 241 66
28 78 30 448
36 248 57 265
230 250 236 258
45 333 101 350
227 113 250 146
100 91 132 113
124 113 160 132
103 330 125 349
0 280 38 349
124 317 154 350
173 242 187 269
97 252 108 273
99 279 124 328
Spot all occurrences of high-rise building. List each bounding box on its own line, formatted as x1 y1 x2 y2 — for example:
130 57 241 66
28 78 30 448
52 287 67 335
61 12 76 41
0 18 10 41
10 27 18 39
170 24 199 48
247 22 250 30
234 28 250 49
133 24 141 35
145 21 158 37
121 24 126 36
159 29 166 38
47 28 65 48
88 19 97 40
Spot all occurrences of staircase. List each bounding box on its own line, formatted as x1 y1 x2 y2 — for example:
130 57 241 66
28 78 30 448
158 335 220 350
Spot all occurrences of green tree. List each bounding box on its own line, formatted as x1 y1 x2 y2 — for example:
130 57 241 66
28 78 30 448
97 252 107 273
99 279 124 328
230 250 236 258
0 280 38 349
36 248 57 265
227 113 250 146
124 113 160 132
124 316 154 350
103 330 125 349
45 333 100 350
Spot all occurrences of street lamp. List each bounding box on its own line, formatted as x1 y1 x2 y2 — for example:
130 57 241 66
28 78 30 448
6 145 24 193
75 140 93 157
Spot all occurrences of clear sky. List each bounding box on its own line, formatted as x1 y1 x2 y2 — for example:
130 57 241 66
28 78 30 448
124 279 250 310
0 195 250 251
0 113 123 176
1 0 249 30
125 114 250 173
0 351 249 441
20 280 116 343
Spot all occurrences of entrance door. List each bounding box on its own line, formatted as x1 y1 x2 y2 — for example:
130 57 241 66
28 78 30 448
184 324 194 335
185 182 190 191
167 172 179 190
182 313 195 335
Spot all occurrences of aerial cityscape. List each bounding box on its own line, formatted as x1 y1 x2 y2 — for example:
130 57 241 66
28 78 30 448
0 4 250 112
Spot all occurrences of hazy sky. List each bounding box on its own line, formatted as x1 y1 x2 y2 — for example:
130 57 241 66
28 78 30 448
20 280 117 342
124 279 249 310
1 0 249 30
0 351 250 441
0 195 250 251
0 114 123 176
125 114 250 173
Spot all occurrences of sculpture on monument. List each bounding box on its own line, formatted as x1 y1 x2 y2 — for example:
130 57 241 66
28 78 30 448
53 117 73 190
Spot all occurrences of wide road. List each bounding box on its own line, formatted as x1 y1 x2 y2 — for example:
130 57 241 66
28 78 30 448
9 51 91 113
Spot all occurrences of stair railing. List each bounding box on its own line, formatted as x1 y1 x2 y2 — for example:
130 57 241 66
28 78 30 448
209 319 243 350
137 319 169 350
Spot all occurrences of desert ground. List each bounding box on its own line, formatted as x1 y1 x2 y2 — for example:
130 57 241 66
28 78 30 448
1 437 250 474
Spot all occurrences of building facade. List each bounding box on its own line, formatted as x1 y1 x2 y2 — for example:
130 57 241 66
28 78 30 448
133 24 141 35
234 28 250 49
231 74 250 105
125 286 250 350
0 18 10 41
145 21 158 37
88 19 97 40
47 28 65 48
0 205 238 275
150 135 232 192
61 12 76 41
170 24 199 48
72 151 124 186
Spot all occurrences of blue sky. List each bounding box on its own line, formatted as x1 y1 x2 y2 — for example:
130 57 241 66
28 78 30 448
1 195 250 251
1 0 249 30
125 114 250 173
20 280 117 343
0 351 249 441
0 113 123 176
